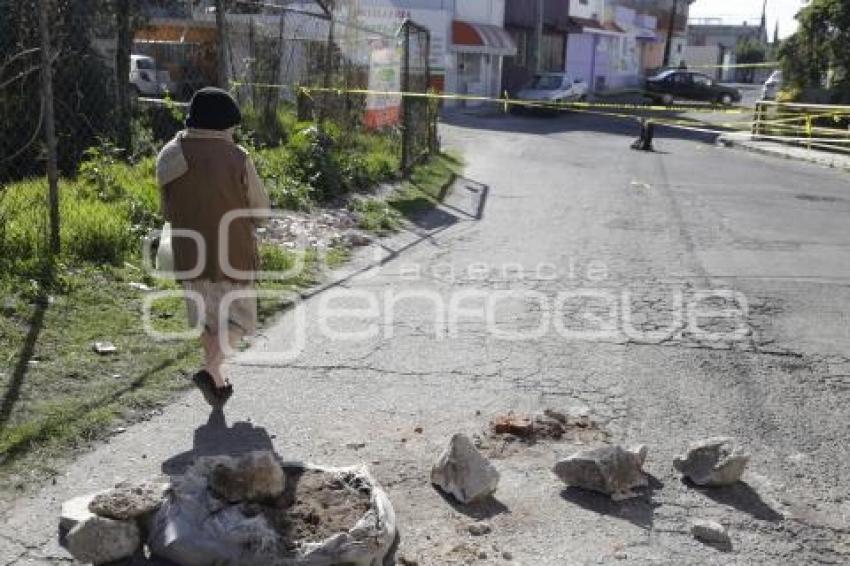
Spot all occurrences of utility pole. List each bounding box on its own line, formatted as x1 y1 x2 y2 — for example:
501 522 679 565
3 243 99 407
38 0 60 256
533 0 544 73
662 0 678 67
215 0 229 88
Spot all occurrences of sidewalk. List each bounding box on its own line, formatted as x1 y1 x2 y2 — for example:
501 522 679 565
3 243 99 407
720 135 850 171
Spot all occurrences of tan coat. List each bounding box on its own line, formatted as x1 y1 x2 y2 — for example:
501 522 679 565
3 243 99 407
157 129 270 282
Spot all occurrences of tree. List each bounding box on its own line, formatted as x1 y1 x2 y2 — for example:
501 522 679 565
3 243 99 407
779 0 850 95
736 37 766 83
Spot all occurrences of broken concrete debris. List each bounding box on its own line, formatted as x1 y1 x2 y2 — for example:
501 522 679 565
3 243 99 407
60 493 100 533
468 521 492 536
60 450 396 565
690 519 731 547
65 515 141 565
554 444 649 501
88 480 169 521
431 433 500 504
674 437 750 487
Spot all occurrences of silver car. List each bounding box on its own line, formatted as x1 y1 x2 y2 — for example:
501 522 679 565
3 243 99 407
514 73 589 112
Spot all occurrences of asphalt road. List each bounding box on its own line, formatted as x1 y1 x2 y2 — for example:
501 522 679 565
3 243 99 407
2 112 850 565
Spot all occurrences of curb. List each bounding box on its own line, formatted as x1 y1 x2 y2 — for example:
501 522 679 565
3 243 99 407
719 136 850 172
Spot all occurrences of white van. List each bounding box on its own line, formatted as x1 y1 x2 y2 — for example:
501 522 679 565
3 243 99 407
130 54 174 97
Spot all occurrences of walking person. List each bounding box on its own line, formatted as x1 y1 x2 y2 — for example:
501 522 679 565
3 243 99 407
155 87 270 406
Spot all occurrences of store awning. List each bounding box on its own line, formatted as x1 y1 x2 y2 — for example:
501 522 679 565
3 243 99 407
452 21 517 56
569 17 625 36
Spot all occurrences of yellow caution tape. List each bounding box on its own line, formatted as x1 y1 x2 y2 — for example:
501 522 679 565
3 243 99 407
229 79 850 148
230 80 748 114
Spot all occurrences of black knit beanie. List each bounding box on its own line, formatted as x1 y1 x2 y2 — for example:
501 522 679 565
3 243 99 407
185 87 242 130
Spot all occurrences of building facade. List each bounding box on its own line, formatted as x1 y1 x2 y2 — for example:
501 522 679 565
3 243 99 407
566 0 690 91
343 0 515 106
503 0 573 94
685 18 769 82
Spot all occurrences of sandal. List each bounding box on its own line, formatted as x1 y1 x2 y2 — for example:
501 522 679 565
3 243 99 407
192 370 234 407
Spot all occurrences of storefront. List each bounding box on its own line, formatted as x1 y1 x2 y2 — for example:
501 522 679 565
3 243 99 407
450 20 516 106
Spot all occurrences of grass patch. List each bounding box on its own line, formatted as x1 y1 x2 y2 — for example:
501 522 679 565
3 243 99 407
0 266 199 494
0 245 326 497
350 152 462 236
389 152 462 218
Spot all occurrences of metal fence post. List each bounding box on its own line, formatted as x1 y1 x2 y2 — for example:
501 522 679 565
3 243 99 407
38 0 60 256
752 101 762 137
400 21 411 173
424 27 437 154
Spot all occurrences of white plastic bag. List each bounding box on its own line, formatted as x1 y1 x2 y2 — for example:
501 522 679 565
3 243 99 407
156 222 175 278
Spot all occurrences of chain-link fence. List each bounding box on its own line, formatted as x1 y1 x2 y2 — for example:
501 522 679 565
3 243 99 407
225 2 438 171
2 1 437 182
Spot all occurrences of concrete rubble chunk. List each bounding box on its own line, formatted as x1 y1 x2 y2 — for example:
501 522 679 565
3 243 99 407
60 493 99 533
690 519 731 546
431 433 500 504
65 515 141 565
674 437 750 487
468 522 492 536
208 451 286 503
554 444 649 501
88 480 169 520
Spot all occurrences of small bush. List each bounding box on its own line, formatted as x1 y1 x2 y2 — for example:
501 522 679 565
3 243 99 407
259 244 297 273
267 177 314 211
364 150 397 183
284 126 343 201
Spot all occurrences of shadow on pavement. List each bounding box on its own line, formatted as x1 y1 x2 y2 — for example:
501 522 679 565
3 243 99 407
559 473 664 530
434 488 511 520
441 110 721 146
160 408 275 476
685 479 784 522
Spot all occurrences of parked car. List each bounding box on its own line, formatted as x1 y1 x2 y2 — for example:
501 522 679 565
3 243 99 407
645 69 741 106
514 73 589 112
130 54 174 98
761 70 783 100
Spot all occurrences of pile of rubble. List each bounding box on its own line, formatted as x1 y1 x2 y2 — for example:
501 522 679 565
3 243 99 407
59 451 396 565
58 405 753 563
429 407 750 553
259 209 374 251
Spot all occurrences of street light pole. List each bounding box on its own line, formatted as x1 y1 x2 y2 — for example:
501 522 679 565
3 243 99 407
662 0 678 67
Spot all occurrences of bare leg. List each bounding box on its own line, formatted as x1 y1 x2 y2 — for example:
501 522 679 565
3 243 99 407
201 329 227 388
